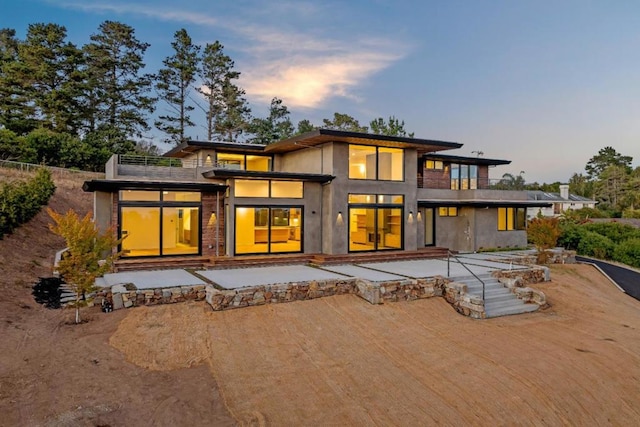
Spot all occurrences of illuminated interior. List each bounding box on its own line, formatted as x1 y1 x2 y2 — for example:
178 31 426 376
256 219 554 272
348 144 403 181
235 207 302 254
216 153 271 171
119 190 201 257
349 207 402 251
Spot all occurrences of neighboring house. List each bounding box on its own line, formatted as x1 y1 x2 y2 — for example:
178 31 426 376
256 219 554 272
527 185 597 219
83 129 550 260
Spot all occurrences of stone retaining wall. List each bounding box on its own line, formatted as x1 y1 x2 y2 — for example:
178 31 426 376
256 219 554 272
442 282 486 319
492 266 549 284
206 279 358 310
95 285 207 310
98 267 548 320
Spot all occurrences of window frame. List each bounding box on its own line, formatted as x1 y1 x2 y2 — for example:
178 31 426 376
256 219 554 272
438 207 458 217
234 179 304 198
497 207 527 231
118 190 203 257
348 144 404 181
234 205 304 255
216 152 273 171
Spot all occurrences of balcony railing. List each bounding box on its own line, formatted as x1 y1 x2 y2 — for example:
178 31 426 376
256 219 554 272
417 177 528 191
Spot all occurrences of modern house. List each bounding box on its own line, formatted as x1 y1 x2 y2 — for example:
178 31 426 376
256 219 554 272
83 129 550 262
527 185 597 219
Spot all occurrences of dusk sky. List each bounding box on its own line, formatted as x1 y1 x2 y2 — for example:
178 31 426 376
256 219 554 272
3 0 640 183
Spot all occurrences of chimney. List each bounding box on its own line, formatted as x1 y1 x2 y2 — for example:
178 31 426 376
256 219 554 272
559 184 569 200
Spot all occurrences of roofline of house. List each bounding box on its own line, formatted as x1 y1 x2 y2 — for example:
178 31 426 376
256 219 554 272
422 153 511 166
418 200 552 208
202 169 335 183
83 179 228 192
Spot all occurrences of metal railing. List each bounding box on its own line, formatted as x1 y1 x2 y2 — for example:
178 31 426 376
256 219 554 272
447 250 486 301
0 159 103 177
118 154 197 168
417 177 528 190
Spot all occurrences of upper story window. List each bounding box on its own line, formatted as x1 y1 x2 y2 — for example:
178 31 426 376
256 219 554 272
348 144 403 181
119 190 201 202
450 164 478 190
217 152 272 171
425 160 443 170
235 180 303 198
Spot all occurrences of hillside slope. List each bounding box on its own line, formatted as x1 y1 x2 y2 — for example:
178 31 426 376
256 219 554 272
0 168 234 426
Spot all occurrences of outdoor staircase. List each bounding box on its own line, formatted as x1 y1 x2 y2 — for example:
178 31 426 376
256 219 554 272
455 273 539 318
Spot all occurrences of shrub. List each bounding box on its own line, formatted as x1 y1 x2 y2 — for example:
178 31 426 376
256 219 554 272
583 222 640 244
0 168 56 239
612 238 640 269
527 217 561 263
577 231 615 259
558 222 588 250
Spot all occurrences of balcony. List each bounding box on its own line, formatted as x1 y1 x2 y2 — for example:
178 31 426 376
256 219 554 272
417 176 528 191
106 154 241 182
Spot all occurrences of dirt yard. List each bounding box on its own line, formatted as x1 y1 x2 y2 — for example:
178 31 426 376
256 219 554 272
2 168 640 425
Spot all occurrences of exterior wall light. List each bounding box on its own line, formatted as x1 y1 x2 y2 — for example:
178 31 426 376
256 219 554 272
417 211 422 222
408 210 414 224
336 211 344 226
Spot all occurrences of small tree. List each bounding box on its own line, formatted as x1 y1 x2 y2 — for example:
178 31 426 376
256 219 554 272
48 209 120 323
527 217 561 264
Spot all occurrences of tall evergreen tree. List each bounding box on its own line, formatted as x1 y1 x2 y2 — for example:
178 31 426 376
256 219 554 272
369 116 414 137
155 28 200 145
585 146 633 180
197 41 250 141
17 23 85 134
0 28 37 134
322 113 368 132
248 97 294 144
296 119 317 134
83 21 155 139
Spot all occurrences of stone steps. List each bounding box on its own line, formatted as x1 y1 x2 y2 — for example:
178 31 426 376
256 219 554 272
451 274 540 318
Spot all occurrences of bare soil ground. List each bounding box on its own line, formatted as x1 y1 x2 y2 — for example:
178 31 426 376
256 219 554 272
2 168 640 426
0 169 233 426
110 264 640 426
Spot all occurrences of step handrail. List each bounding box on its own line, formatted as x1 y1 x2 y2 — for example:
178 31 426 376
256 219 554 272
447 251 486 301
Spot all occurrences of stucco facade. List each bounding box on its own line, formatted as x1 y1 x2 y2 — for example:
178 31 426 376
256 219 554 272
84 130 549 260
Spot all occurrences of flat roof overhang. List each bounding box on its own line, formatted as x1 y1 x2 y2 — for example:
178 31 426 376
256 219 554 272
83 179 228 192
423 153 511 166
264 129 463 154
164 140 267 158
202 169 335 183
418 200 552 208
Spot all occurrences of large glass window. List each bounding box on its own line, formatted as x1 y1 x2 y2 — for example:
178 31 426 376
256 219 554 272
498 207 526 231
235 180 303 198
349 144 403 181
216 152 271 171
450 163 478 190
119 190 201 257
121 207 160 256
235 180 270 197
348 193 403 252
235 206 302 255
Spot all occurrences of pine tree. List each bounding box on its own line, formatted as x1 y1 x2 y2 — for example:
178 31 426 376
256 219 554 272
369 116 414 137
248 97 294 144
322 113 368 132
197 41 250 141
0 28 37 134
83 21 155 139
17 23 85 134
155 28 200 145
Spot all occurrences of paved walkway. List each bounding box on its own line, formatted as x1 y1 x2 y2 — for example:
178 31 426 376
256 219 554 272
99 252 533 291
